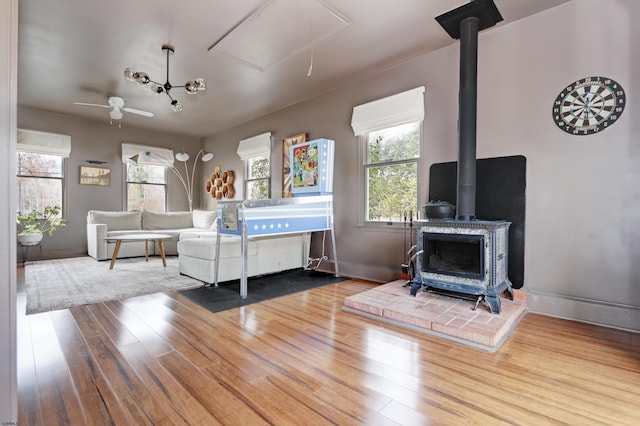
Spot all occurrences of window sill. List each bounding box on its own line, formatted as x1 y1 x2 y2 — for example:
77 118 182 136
356 222 412 233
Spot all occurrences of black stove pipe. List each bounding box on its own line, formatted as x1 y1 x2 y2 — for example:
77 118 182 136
456 17 479 221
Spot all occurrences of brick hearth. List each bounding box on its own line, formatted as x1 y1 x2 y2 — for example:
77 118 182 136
343 280 527 351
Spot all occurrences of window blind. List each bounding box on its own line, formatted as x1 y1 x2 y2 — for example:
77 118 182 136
237 132 272 160
17 129 71 157
121 143 174 166
351 86 425 136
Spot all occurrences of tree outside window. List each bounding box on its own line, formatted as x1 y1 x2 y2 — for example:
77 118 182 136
16 152 64 216
364 122 419 222
126 163 167 212
245 155 270 200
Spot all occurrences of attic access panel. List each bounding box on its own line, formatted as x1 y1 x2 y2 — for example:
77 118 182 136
209 0 350 71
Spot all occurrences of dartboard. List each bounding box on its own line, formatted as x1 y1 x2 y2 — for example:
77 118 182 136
552 76 625 135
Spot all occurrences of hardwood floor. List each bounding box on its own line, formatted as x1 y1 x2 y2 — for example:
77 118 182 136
17 264 640 425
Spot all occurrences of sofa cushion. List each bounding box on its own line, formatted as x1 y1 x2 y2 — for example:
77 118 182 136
192 209 217 229
88 210 142 231
179 229 218 239
178 235 257 259
142 211 192 230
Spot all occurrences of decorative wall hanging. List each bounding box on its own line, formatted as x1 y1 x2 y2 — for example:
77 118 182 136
80 166 110 186
552 76 625 135
282 133 307 197
206 166 235 199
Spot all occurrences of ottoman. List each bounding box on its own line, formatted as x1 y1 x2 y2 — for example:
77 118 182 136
178 236 258 284
178 233 311 285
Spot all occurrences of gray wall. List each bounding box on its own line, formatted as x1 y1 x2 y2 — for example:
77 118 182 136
202 0 640 331
1 0 18 421
17 106 203 259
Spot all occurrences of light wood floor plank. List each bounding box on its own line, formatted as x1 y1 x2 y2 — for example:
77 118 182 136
117 342 221 425
16 263 640 425
84 334 166 425
52 318 115 425
158 350 270 425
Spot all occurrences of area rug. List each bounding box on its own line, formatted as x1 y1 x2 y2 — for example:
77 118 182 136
180 268 346 313
343 280 527 352
24 256 204 315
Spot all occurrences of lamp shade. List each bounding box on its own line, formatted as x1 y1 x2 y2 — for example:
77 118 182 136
175 152 190 162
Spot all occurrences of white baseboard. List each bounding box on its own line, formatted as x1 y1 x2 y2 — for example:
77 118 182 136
527 291 640 333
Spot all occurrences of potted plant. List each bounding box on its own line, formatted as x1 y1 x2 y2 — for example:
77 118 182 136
16 205 66 245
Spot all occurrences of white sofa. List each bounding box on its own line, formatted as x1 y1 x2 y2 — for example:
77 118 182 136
87 209 217 261
87 209 311 285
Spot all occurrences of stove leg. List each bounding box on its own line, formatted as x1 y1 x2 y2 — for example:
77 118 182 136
409 281 423 296
504 287 514 301
485 295 502 314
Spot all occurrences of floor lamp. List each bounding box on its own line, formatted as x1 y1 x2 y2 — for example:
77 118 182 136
171 149 214 211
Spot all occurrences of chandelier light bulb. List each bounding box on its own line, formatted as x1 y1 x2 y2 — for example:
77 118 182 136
149 83 162 94
195 78 206 91
134 71 150 85
124 67 136 82
184 81 198 94
171 100 183 112
201 152 214 162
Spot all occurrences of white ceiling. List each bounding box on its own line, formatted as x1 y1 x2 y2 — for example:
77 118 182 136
18 0 570 138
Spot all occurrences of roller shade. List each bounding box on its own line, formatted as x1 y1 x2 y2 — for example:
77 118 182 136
122 143 174 166
351 86 425 136
237 132 271 160
17 129 71 157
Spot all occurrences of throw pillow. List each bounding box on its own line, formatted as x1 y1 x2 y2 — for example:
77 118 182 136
192 209 217 229
88 210 142 231
142 211 193 230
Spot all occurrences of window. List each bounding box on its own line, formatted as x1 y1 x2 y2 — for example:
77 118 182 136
245 154 270 200
16 129 70 217
351 86 425 225
126 163 167 212
364 122 419 222
237 132 272 200
16 152 64 215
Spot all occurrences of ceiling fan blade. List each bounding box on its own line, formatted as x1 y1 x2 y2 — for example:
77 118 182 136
122 107 154 117
74 102 110 108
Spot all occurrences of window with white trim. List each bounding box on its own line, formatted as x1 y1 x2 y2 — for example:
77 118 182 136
237 132 272 200
122 143 171 212
364 122 420 222
245 155 270 200
125 163 167 212
16 129 70 217
352 87 425 224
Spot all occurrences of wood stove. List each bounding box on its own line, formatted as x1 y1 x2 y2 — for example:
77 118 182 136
412 219 513 313
407 1 515 313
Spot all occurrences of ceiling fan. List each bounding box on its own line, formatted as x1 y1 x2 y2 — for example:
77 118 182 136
74 96 154 123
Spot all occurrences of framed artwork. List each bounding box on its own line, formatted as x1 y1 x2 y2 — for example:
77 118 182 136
282 132 307 197
80 166 111 186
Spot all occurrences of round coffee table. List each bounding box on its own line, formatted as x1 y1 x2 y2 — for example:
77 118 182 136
105 233 172 269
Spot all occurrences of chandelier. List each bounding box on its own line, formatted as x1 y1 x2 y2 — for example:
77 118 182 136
124 44 206 112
